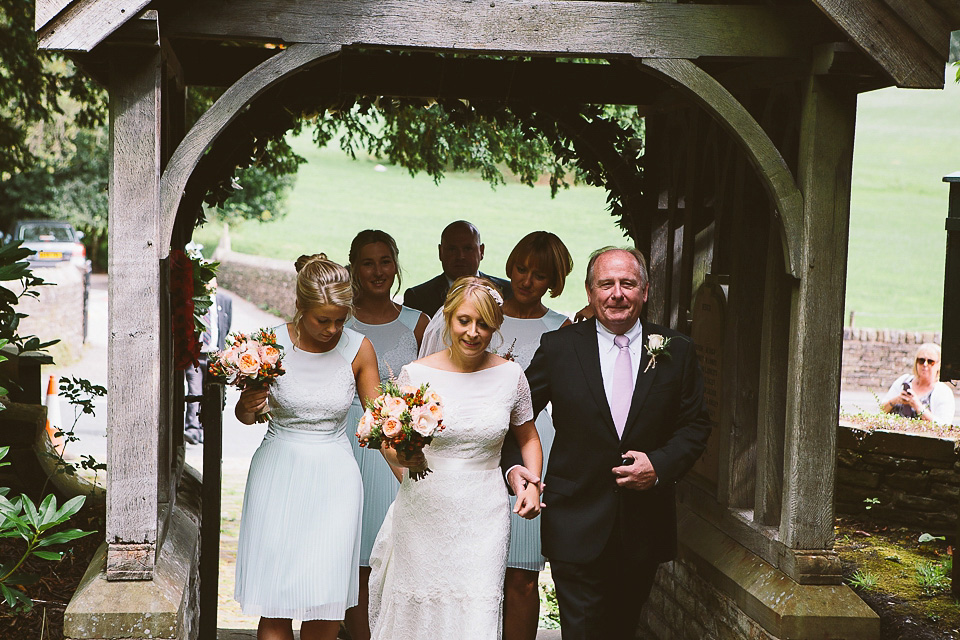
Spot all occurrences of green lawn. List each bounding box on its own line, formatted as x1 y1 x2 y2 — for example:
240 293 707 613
846 67 960 331
194 134 628 315
195 66 960 329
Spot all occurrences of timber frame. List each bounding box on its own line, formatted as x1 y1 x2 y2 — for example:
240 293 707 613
37 0 960 638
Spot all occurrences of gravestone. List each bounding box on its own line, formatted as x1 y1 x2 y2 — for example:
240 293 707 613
690 277 728 490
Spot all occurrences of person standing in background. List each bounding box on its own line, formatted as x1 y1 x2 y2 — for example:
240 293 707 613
184 277 232 445
402 220 511 317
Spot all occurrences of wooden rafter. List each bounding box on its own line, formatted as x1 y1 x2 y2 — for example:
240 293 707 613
810 0 949 88
162 0 837 60
37 0 152 52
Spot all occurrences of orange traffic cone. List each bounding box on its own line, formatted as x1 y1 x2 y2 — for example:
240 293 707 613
44 375 64 455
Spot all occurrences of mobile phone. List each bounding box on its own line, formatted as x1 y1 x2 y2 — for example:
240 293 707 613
902 381 911 392
620 456 634 466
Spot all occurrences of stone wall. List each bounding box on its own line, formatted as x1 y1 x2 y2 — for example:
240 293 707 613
638 508 879 640
841 327 945 392
213 249 296 321
17 264 87 363
835 422 959 535
640 559 778 640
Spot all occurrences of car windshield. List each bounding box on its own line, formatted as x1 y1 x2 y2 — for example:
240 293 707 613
18 224 75 242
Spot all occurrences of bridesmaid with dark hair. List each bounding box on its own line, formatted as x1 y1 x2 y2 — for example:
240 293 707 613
342 230 429 640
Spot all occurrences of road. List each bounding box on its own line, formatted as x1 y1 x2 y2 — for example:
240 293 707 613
52 274 282 471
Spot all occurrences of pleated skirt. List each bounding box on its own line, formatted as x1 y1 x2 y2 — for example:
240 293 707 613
347 399 401 566
234 425 363 620
507 409 555 571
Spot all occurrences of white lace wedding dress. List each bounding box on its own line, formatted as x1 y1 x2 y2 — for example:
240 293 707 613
368 360 534 640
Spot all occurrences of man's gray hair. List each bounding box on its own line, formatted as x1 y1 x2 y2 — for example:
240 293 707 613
585 246 649 289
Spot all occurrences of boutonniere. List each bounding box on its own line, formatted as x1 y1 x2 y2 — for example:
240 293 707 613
643 334 673 373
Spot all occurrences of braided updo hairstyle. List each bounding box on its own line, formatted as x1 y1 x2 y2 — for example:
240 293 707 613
292 254 353 347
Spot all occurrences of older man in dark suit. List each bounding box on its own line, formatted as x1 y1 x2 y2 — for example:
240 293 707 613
505 247 712 639
402 220 511 317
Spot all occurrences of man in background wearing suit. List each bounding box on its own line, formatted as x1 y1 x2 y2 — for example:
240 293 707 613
184 281 232 445
402 220 511 317
506 247 712 639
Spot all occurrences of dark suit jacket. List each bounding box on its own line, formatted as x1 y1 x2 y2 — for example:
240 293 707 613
402 272 512 317
505 319 711 565
213 292 233 351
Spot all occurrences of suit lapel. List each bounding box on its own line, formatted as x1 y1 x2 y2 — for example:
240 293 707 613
572 319 619 439
621 328 657 441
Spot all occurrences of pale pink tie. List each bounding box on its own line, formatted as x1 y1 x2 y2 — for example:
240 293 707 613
612 334 633 436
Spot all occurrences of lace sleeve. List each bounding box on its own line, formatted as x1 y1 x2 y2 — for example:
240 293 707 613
510 368 535 427
396 366 412 389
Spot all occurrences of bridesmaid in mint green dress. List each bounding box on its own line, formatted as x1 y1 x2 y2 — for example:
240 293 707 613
342 230 428 640
498 232 572 640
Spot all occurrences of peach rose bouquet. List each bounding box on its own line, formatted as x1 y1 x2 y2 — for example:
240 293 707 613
208 328 286 423
357 379 444 481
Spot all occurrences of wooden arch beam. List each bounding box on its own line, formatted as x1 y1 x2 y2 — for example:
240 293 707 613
641 58 803 279
159 43 339 253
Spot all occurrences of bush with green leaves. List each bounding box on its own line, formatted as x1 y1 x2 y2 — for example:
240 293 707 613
42 376 107 494
0 446 92 611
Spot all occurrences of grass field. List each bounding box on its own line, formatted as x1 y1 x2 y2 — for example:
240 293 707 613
195 67 960 329
194 134 627 315
846 67 960 331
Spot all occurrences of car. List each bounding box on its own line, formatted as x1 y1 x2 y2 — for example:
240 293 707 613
8 219 90 270
6 219 92 342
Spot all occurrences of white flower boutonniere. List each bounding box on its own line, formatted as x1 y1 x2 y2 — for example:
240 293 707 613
643 334 673 373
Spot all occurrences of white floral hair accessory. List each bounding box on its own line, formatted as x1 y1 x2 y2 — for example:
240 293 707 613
478 284 504 306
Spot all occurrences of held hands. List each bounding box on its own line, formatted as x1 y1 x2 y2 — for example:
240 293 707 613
515 483 542 520
507 466 545 519
612 451 658 491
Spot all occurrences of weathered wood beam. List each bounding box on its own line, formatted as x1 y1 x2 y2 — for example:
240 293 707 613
779 72 856 557
35 0 73 31
296 53 663 105
811 0 946 88
162 0 835 60
106 46 162 581
641 58 803 279
38 0 152 52
927 0 960 25
883 0 954 58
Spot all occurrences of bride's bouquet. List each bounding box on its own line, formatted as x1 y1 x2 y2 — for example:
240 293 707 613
208 328 286 423
357 379 444 481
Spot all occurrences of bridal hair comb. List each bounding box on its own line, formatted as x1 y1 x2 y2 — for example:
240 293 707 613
448 279 504 307
478 284 504 306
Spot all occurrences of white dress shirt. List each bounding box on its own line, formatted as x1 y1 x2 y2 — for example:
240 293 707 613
596 319 643 412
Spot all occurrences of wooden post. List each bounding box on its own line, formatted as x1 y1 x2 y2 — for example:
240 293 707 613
779 69 856 569
199 383 224 638
106 47 162 581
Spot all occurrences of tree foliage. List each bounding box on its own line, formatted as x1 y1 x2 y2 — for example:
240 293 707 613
0 1 105 180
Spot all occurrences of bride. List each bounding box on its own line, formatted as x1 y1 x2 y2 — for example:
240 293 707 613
368 277 543 640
